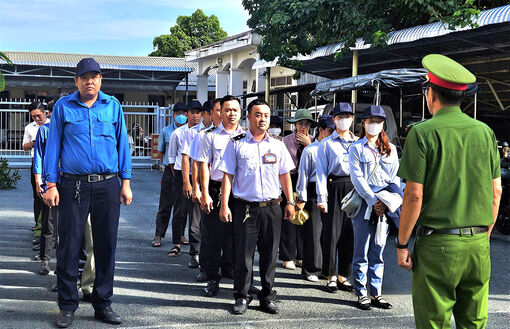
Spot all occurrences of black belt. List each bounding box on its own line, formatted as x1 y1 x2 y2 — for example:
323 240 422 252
62 173 117 183
210 180 222 188
327 175 350 183
416 226 489 236
238 197 282 208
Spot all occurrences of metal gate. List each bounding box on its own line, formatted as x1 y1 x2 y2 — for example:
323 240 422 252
0 99 173 168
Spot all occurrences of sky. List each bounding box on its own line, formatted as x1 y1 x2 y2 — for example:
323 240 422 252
0 0 250 57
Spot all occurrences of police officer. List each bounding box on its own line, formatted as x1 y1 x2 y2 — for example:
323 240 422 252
152 101 187 247
315 103 356 292
295 115 335 282
219 99 295 315
43 58 132 328
397 54 501 328
197 95 243 296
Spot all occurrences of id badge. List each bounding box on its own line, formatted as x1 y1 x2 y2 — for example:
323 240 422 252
263 153 277 164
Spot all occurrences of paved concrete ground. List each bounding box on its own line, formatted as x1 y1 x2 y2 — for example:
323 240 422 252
1 169 509 329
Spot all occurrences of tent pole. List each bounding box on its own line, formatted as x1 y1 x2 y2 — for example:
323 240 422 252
351 50 358 105
265 67 271 104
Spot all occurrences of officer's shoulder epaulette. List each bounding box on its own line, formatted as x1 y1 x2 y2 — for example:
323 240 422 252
406 119 428 132
269 133 283 141
204 126 216 134
231 133 246 142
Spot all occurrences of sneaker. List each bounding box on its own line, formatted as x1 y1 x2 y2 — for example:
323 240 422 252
306 275 319 282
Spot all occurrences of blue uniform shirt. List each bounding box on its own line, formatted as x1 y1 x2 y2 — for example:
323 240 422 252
43 91 132 182
296 140 320 202
33 123 50 176
315 130 357 203
348 136 400 207
158 123 177 166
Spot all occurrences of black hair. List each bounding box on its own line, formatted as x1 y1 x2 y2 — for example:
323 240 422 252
211 98 222 108
247 99 269 113
429 83 465 105
220 95 241 107
28 101 46 113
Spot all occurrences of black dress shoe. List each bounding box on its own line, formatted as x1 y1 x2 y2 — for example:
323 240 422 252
338 280 354 292
357 296 372 310
56 310 74 328
82 293 92 302
203 280 219 297
248 285 260 295
32 237 40 245
51 283 58 292
94 306 122 324
39 260 50 275
260 300 279 314
32 244 40 251
196 272 208 282
371 295 393 309
233 298 247 315
188 255 199 268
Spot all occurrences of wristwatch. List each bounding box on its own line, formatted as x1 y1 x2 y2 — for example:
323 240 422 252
394 237 409 249
287 200 296 206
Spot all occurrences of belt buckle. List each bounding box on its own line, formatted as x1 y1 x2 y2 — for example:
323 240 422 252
259 201 268 207
422 227 434 236
88 174 100 183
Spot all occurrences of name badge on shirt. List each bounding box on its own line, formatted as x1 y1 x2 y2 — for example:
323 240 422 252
263 153 277 164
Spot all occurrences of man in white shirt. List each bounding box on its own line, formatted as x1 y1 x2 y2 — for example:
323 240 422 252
23 101 49 237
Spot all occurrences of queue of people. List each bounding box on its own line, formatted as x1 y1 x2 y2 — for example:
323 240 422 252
24 54 499 329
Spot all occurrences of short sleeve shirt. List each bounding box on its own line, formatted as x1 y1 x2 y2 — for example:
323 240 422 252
398 106 500 229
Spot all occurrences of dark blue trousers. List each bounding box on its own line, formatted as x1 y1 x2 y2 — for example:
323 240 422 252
56 176 120 312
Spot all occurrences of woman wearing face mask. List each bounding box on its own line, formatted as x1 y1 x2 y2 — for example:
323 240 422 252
348 105 401 310
280 109 316 270
315 103 357 292
268 116 283 136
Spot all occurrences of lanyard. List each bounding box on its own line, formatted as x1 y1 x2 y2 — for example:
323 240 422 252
366 144 380 163
339 139 353 155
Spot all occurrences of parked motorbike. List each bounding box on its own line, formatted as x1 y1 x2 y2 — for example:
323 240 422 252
496 141 510 235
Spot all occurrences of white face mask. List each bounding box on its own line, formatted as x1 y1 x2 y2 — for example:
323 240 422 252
267 128 282 136
365 122 384 136
335 118 353 131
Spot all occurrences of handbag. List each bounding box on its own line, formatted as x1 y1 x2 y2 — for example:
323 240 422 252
341 160 380 219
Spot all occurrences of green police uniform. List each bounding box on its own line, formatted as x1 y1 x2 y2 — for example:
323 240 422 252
398 54 501 329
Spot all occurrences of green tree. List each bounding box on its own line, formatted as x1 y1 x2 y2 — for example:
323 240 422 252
242 0 506 66
150 9 228 57
0 52 13 92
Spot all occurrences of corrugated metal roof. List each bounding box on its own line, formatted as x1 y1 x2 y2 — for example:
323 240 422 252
254 4 510 67
0 51 195 72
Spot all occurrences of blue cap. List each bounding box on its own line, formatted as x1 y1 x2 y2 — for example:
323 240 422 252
201 100 212 112
362 105 386 119
188 100 202 111
331 103 353 117
317 115 335 130
76 58 101 76
173 102 187 112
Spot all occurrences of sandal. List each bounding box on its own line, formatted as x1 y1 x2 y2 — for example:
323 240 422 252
326 279 338 293
357 296 372 310
152 236 162 247
180 236 189 245
167 245 181 257
371 295 393 309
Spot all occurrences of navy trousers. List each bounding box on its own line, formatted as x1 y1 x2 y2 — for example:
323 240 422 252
56 176 120 312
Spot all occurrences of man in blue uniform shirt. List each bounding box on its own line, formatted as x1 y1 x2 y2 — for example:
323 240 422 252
43 58 132 328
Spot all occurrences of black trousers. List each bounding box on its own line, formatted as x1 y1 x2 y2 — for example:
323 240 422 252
301 182 323 276
171 170 191 245
201 180 234 281
40 203 55 261
233 199 281 303
189 202 201 256
56 176 120 312
30 166 43 225
320 176 354 278
279 173 303 261
154 166 175 238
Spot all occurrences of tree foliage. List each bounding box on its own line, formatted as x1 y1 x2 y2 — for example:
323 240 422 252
150 9 228 57
0 52 13 92
0 158 21 189
242 0 507 66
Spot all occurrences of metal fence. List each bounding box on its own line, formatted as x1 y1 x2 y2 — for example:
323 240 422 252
0 99 173 168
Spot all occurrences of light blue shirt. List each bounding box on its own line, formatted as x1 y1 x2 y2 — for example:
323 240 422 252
197 123 245 182
296 140 320 202
43 91 132 182
187 123 214 160
348 136 400 206
158 123 177 165
219 129 295 202
33 123 49 176
316 130 357 203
